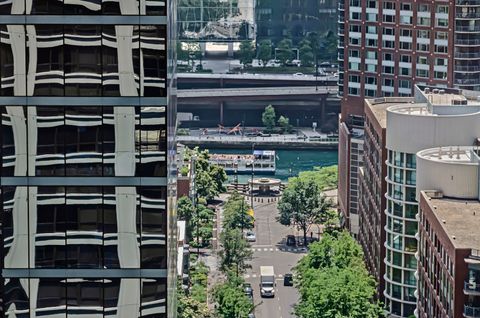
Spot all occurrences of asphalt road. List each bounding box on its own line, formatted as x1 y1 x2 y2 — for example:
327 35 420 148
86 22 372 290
244 197 307 318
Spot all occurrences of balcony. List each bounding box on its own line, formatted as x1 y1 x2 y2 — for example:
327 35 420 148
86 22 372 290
456 12 480 18
338 2 345 10
465 281 480 294
455 51 480 59
456 25 480 32
455 65 480 72
455 78 480 86
456 39 480 46
457 0 480 5
464 305 480 317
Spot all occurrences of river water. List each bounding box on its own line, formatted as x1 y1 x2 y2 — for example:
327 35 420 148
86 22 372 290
207 148 338 183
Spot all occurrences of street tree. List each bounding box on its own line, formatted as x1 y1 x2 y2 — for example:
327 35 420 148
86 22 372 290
277 115 291 133
186 147 227 201
178 196 195 238
277 178 332 246
299 42 314 67
213 276 253 318
223 191 253 231
294 232 384 318
191 204 215 248
257 40 272 66
319 31 338 62
262 105 276 132
238 40 255 66
276 38 294 65
177 283 212 318
295 266 384 318
306 32 321 60
218 228 253 274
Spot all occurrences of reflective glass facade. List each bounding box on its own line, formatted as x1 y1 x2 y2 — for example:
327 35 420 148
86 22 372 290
178 0 255 41
0 1 176 317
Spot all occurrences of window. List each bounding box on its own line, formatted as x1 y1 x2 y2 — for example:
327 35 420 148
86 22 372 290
383 40 395 48
417 17 431 26
399 80 411 88
400 67 411 76
366 51 377 59
366 39 378 47
383 2 396 9
350 11 361 20
350 24 362 32
436 31 448 40
366 76 377 85
349 62 360 71
417 56 429 64
435 45 448 53
416 69 430 78
383 27 395 35
366 64 377 72
436 5 449 13
383 14 396 23
435 58 447 66
367 13 378 21
417 43 430 52
418 4 430 12
434 71 447 79
350 0 361 6
401 29 412 37
349 87 359 95
367 0 377 8
400 15 412 24
400 42 412 50
436 18 448 27
400 55 411 63
417 30 430 38
367 26 377 34
383 52 394 61
349 49 360 58
349 37 360 45
401 3 412 10
349 74 360 83
365 89 376 97
383 78 394 86
383 66 394 74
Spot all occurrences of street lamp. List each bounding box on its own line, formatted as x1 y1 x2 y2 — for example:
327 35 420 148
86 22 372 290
250 143 255 209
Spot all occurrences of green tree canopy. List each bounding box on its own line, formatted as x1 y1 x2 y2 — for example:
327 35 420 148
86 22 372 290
186 147 227 201
222 192 253 231
178 196 195 239
238 40 255 66
177 283 212 318
277 178 332 245
257 40 272 66
296 165 338 191
277 115 291 133
276 38 294 65
299 41 314 67
213 276 253 318
262 105 276 131
294 232 384 318
218 228 253 274
190 204 215 248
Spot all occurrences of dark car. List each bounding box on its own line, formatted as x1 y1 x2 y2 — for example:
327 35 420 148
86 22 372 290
284 273 293 286
244 282 253 299
286 235 296 246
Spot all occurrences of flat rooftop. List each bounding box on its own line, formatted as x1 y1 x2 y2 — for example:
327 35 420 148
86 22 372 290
365 97 415 127
422 191 480 250
417 146 479 164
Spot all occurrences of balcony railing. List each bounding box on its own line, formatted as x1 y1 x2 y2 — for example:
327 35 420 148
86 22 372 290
456 39 480 45
457 0 480 5
455 65 480 72
456 12 480 18
465 281 480 293
456 25 480 32
455 78 480 85
455 51 480 59
464 305 480 318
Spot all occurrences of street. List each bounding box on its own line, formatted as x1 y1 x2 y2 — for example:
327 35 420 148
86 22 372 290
244 197 306 318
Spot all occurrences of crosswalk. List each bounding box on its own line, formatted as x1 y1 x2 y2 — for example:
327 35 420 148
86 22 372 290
244 273 285 279
249 246 307 253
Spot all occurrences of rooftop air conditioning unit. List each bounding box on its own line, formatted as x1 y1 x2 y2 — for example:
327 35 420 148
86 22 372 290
433 88 439 94
424 87 431 94
439 89 445 94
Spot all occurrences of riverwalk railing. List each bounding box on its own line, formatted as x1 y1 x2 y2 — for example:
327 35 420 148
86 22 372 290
177 135 339 144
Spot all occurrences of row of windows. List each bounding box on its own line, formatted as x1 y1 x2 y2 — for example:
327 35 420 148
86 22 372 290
349 0 449 13
349 11 449 27
3 278 167 318
1 106 167 177
2 186 167 269
0 0 166 15
349 25 448 41
0 25 166 97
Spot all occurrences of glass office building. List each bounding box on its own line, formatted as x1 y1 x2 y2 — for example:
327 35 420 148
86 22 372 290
178 0 255 41
0 0 177 317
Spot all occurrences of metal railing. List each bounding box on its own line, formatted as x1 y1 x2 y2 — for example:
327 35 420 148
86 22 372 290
456 12 480 18
455 51 480 58
456 38 480 45
454 65 480 72
464 281 480 293
464 305 480 317
457 0 480 5
456 25 480 32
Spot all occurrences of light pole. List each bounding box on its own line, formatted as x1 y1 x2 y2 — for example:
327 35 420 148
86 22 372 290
250 143 255 209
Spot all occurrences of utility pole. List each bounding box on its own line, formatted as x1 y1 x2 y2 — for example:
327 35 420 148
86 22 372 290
250 143 255 209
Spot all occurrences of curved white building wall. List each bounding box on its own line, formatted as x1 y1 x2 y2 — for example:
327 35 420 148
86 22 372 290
416 147 479 200
383 104 480 317
386 105 480 154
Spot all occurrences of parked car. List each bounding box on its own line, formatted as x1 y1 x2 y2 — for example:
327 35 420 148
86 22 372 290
245 231 256 242
244 282 253 299
293 72 304 76
248 314 256 318
284 273 293 286
286 235 296 246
